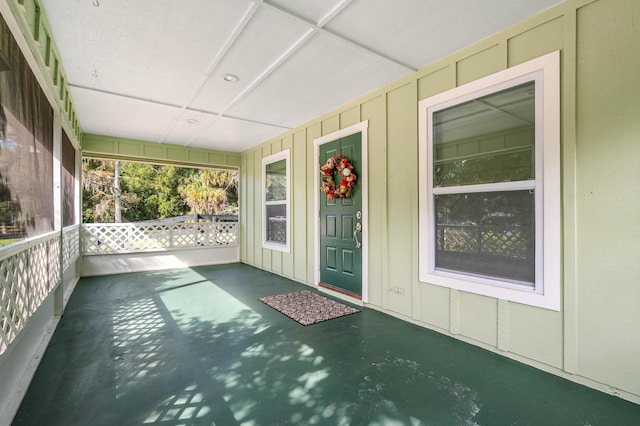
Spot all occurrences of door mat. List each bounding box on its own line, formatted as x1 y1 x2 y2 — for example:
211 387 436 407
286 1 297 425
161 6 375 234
259 291 360 326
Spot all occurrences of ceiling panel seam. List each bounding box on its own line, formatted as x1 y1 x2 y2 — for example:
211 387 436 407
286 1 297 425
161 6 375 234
261 0 416 72
194 111 291 130
69 84 181 109
316 0 354 27
181 3 261 109
190 0 416 143
215 27 316 118
159 2 261 144
181 111 293 149
68 83 293 132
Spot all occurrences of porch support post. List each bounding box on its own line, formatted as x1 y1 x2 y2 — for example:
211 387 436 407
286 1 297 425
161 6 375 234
52 112 64 317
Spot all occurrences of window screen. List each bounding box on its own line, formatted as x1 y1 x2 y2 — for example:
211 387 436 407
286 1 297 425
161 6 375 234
265 158 287 245
0 15 54 241
62 130 76 227
432 81 536 286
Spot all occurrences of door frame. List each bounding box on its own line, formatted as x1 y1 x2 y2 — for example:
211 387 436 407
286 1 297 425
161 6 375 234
313 121 369 303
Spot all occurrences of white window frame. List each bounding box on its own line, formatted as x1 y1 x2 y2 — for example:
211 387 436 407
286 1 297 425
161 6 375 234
262 150 291 253
418 51 560 311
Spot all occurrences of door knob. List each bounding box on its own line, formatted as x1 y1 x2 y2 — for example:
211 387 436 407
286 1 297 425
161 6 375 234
354 222 362 248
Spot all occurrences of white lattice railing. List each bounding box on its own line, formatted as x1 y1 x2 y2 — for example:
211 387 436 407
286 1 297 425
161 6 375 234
82 221 238 255
62 225 80 272
2 220 234 354
1 231 63 355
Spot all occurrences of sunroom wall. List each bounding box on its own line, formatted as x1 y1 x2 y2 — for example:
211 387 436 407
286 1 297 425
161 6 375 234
240 0 640 404
0 1 243 420
0 2 83 420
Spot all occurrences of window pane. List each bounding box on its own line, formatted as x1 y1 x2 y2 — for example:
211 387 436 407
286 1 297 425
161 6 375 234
265 159 287 202
434 190 535 285
266 204 286 244
433 81 535 187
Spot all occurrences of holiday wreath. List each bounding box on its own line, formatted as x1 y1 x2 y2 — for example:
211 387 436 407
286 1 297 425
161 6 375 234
320 155 357 199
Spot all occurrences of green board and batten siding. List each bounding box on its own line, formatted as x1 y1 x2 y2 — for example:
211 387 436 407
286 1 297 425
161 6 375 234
575 0 640 396
241 0 640 404
82 134 241 169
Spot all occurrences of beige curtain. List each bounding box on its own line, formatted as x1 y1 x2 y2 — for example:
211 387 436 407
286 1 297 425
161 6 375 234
62 131 76 227
0 14 54 238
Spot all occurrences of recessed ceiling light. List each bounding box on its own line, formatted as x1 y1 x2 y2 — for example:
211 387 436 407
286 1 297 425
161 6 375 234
186 119 199 124
222 74 240 83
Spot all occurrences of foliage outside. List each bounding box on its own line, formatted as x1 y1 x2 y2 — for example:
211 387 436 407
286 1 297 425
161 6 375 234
82 159 238 223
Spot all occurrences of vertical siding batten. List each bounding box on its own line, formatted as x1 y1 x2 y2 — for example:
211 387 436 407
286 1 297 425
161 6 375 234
561 4 580 376
292 130 308 282
361 95 387 307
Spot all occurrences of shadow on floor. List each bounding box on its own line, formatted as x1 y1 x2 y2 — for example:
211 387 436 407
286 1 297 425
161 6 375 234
12 263 640 425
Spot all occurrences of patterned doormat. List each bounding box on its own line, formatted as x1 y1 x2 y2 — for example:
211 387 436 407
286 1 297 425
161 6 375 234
259 290 360 326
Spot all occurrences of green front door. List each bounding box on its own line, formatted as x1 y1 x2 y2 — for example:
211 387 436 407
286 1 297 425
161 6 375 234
319 133 362 297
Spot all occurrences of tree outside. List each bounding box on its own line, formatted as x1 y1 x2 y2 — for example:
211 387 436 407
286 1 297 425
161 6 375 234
82 159 238 223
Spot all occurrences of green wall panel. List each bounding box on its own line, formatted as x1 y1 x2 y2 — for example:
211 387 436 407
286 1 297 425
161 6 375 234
385 83 417 315
322 115 339 136
575 0 640 396
417 65 454 101
508 17 564 66
456 44 504 85
167 148 185 162
270 249 280 274
509 303 563 368
209 152 227 165
270 139 282 155
361 95 386 307
340 106 360 129
118 142 141 157
458 292 498 346
84 137 114 154
142 145 165 158
418 284 450 331
187 150 207 164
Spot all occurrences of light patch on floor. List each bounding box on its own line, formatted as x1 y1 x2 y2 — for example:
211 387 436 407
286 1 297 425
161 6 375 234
143 384 212 424
159 279 262 330
112 296 168 398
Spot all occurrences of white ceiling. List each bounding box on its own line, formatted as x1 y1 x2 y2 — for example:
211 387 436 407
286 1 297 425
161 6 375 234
40 0 562 152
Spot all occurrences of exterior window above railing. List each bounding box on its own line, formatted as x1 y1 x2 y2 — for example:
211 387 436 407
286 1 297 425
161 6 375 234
82 221 238 255
418 51 560 310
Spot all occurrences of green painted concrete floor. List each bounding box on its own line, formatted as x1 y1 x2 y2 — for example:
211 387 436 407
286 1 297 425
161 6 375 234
12 263 640 425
